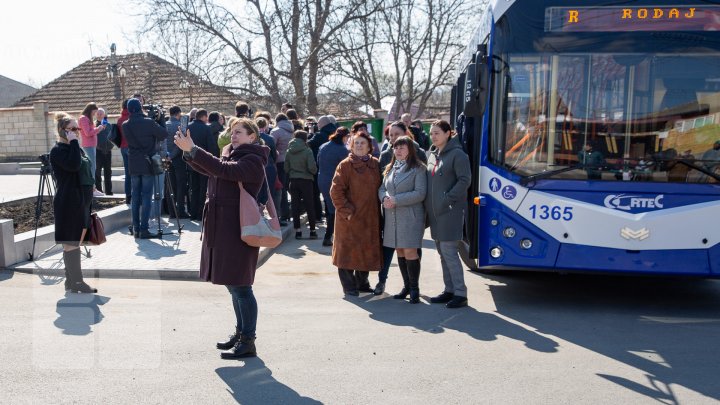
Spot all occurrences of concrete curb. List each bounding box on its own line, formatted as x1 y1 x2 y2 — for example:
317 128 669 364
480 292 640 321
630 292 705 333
12 220 298 281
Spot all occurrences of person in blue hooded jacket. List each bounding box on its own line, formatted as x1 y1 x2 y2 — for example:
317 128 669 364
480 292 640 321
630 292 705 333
121 98 167 238
317 126 350 246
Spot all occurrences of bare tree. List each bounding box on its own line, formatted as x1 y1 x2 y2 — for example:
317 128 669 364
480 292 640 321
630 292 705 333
326 0 482 118
135 0 382 114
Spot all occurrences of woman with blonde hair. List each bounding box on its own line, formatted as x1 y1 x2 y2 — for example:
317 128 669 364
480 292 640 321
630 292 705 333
176 117 269 359
50 113 98 293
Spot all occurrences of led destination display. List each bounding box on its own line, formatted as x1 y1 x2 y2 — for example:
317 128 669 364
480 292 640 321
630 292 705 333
545 6 720 32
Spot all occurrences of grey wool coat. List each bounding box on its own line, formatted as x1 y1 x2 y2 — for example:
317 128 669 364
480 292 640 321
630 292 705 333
425 135 471 241
378 164 427 248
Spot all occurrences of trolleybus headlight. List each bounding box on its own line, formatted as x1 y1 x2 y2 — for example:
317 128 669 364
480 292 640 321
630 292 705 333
520 239 533 250
503 227 516 238
490 246 503 259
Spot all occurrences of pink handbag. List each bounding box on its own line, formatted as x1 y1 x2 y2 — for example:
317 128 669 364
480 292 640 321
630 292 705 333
238 179 282 248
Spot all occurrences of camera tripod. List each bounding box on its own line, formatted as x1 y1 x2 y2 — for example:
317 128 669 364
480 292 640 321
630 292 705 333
29 157 56 261
152 165 184 239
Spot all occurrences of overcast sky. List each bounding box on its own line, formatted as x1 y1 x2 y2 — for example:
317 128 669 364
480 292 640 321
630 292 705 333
0 0 142 88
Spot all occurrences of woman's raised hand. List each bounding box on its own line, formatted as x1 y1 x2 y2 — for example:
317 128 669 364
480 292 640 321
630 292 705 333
174 129 195 152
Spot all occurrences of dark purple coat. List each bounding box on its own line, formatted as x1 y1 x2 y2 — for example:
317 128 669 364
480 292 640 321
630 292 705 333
185 143 269 286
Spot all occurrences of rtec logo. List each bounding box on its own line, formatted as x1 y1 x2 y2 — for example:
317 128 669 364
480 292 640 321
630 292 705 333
603 194 664 211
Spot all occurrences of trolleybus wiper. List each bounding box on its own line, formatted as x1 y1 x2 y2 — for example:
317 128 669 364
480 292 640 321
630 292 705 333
520 164 583 187
654 158 720 183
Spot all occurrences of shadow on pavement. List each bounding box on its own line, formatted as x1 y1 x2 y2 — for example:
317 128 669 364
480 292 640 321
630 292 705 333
0 270 14 282
484 272 720 402
54 294 110 336
216 359 321 404
346 294 558 353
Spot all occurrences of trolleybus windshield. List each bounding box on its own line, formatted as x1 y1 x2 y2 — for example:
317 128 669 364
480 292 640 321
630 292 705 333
490 6 720 183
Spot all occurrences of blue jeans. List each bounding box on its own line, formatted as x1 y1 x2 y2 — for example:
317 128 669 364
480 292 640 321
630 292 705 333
151 172 165 218
378 246 395 283
82 146 97 181
121 148 131 197
131 174 155 232
226 286 258 338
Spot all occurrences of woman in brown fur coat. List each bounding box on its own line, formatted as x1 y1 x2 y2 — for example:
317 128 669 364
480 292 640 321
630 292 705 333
330 132 383 296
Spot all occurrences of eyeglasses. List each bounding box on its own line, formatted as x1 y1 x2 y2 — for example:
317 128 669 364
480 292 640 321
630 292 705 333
65 127 80 132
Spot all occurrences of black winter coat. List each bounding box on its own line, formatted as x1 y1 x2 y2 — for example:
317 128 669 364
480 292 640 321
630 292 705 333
122 113 167 176
188 120 218 158
50 140 90 244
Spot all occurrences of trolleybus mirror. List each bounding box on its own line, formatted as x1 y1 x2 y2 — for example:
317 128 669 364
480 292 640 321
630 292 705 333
463 53 489 117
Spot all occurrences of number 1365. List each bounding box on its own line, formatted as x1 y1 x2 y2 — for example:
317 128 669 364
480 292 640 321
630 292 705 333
529 205 574 221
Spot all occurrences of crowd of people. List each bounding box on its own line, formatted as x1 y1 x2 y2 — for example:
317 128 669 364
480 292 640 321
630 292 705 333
50 97 472 360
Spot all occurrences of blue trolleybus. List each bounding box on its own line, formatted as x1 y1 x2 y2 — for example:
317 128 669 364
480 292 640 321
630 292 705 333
454 0 720 276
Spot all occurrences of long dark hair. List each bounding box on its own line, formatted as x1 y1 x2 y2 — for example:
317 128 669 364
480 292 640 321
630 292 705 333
384 136 424 176
330 126 350 144
81 102 98 120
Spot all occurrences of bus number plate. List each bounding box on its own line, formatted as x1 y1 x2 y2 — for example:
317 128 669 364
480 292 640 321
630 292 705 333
529 205 574 221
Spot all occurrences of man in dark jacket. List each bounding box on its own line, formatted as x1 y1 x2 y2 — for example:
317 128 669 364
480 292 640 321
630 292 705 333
187 109 214 220
166 106 190 218
94 108 114 195
308 116 337 219
122 98 167 238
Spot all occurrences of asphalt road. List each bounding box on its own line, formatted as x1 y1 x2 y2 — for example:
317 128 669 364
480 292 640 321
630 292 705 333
1 230 720 404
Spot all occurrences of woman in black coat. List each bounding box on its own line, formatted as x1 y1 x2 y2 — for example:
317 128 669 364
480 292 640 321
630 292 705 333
50 113 97 294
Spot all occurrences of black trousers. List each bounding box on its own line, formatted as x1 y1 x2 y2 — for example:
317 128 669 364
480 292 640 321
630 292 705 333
277 163 290 220
313 175 323 219
289 178 316 230
95 148 113 194
338 269 370 293
170 155 189 212
189 170 208 220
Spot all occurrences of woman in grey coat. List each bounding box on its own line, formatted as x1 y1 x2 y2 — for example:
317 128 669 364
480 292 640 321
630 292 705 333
425 120 471 309
378 136 427 303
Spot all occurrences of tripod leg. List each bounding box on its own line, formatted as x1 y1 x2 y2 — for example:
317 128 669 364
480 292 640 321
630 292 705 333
154 174 163 238
164 169 183 234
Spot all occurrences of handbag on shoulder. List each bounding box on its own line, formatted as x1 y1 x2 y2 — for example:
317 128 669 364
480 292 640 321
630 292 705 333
238 178 282 248
86 212 107 245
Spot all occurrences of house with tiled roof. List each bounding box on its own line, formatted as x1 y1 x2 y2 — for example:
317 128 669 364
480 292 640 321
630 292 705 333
14 51 241 115
0 75 36 108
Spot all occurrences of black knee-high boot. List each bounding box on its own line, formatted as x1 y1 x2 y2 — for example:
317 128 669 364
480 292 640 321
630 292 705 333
406 259 421 304
393 257 410 299
64 248 97 294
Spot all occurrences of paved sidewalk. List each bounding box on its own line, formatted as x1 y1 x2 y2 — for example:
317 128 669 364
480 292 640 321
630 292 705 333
0 174 44 202
12 217 296 278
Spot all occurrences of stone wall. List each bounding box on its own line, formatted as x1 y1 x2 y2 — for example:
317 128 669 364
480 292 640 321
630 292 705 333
0 101 53 161
0 101 123 166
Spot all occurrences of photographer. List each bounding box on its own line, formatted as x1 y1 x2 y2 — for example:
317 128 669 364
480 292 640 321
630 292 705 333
122 98 167 238
166 106 190 218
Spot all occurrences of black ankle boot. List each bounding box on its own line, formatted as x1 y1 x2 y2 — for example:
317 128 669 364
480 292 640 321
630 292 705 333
221 335 257 359
216 328 241 350
393 257 410 299
407 259 421 304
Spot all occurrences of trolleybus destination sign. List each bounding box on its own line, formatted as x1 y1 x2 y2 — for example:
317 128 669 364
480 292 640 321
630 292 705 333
545 6 720 32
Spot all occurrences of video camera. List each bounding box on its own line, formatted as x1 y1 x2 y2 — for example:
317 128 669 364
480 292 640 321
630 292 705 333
143 103 166 125
38 153 52 175
304 121 319 134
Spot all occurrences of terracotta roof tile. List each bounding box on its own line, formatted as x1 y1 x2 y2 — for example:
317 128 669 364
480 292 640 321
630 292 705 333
13 53 242 115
